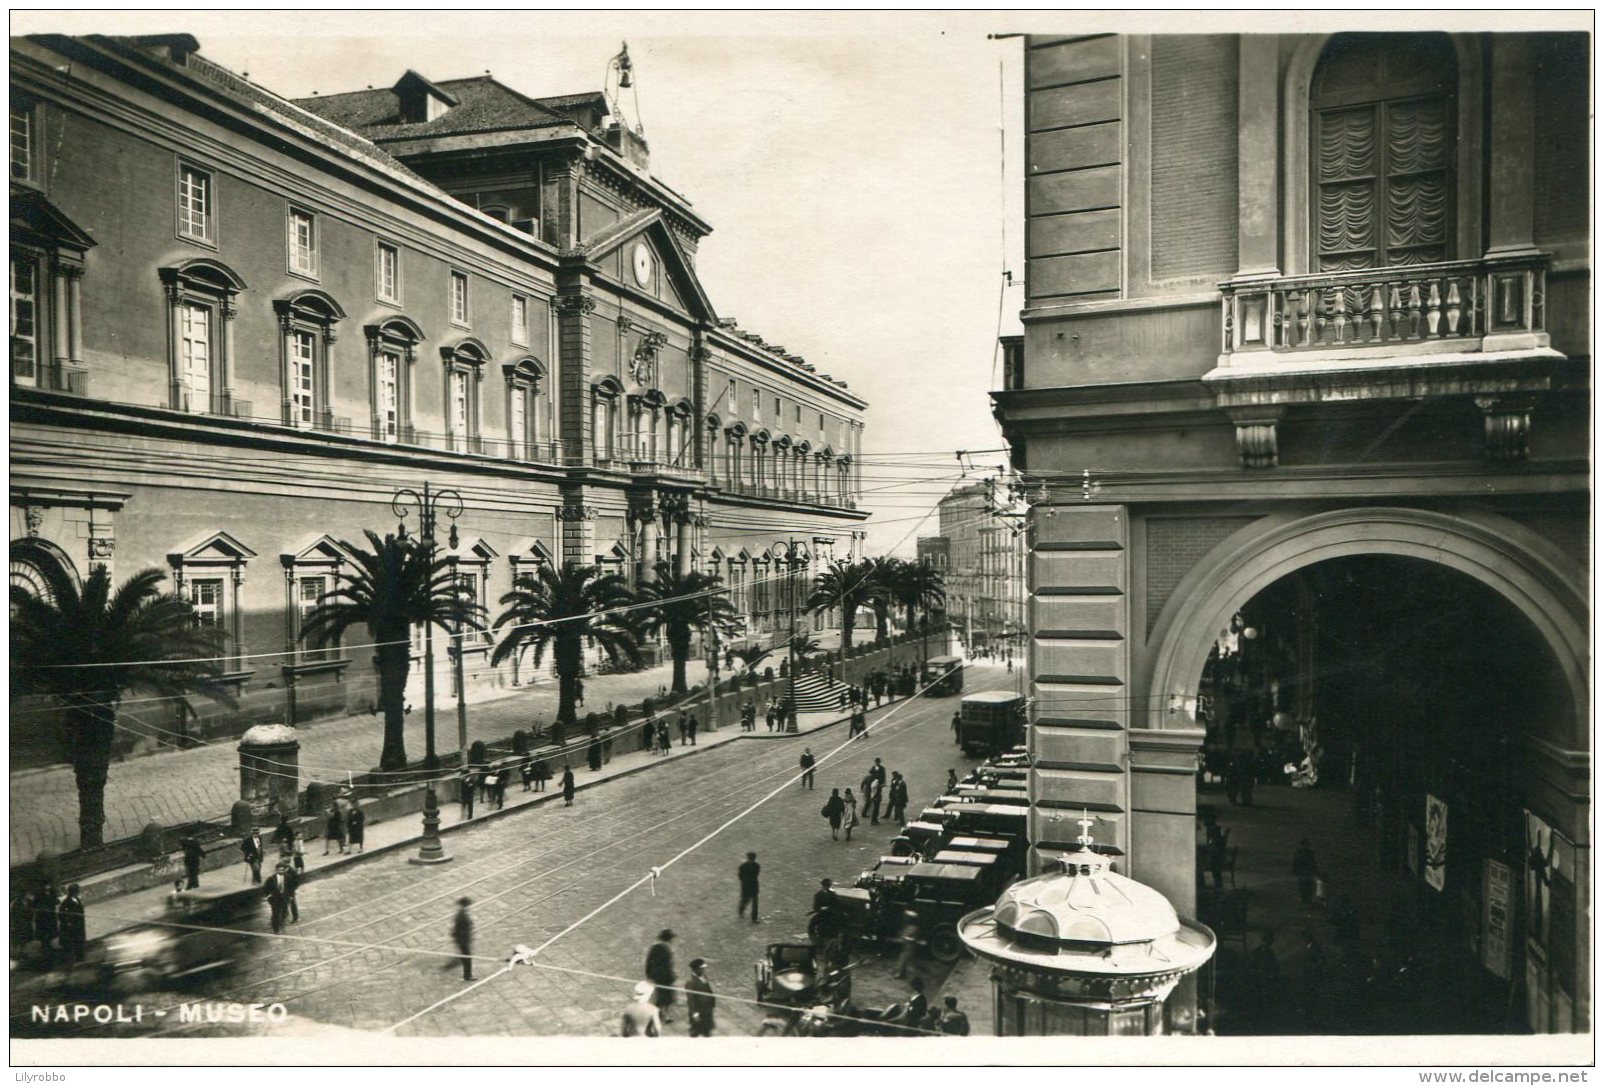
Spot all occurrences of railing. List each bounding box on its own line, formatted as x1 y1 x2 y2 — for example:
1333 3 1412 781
40 364 89 396
1219 254 1547 358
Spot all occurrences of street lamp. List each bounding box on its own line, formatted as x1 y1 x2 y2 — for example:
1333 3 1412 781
770 538 811 732
392 481 463 771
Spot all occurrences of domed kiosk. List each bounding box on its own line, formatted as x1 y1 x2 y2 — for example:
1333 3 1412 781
957 817 1216 1035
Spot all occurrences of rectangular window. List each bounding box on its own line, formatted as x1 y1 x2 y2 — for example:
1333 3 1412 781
179 301 212 411
298 575 330 659
287 207 318 277
511 294 528 344
10 255 38 385
375 243 400 303
376 350 400 442
10 101 32 182
752 389 761 422
449 369 469 436
191 578 223 628
450 272 469 325
509 387 526 458
177 163 213 243
289 329 316 426
726 378 736 413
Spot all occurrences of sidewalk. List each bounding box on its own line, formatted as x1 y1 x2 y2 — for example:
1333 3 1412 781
10 655 722 863
73 695 889 944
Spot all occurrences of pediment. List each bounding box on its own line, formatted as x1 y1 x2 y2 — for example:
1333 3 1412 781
448 536 500 563
169 530 256 566
575 210 716 323
507 537 554 567
280 532 354 567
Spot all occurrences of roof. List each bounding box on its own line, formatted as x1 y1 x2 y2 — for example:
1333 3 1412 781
294 74 575 142
536 91 610 115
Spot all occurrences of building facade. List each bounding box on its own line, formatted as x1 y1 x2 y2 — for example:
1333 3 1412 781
10 33 868 747
922 481 1025 651
994 31 1589 1032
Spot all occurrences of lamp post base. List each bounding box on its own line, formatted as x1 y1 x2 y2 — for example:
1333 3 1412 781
408 787 452 865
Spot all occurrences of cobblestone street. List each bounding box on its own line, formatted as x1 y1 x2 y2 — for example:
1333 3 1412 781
21 665 1013 1039
9 657 711 863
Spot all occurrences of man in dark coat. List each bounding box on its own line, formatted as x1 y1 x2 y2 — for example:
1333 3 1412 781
57 884 86 964
737 852 761 923
687 715 698 746
587 737 604 772
685 958 716 1037
451 897 474 981
887 772 910 825
264 863 294 933
182 834 204 889
645 929 677 1023
241 828 264 883
677 712 689 746
799 748 816 790
561 764 577 805
822 789 845 841
347 802 367 852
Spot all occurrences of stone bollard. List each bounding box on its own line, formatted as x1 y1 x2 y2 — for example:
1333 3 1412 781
140 821 165 863
408 787 451 865
238 724 301 815
230 800 254 835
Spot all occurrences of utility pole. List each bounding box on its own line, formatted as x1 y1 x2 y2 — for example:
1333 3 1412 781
704 587 722 732
770 538 810 732
392 481 464 771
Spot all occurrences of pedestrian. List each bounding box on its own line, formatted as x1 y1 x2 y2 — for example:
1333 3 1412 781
265 862 293 934
33 883 59 965
587 737 603 772
491 769 508 809
737 852 761 923
57 884 86 965
657 719 672 755
561 764 577 806
687 715 698 746
291 833 306 874
822 788 845 841
869 757 887 789
842 787 859 841
645 929 677 1023
324 802 347 855
938 995 970 1035
677 712 689 746
533 758 552 792
272 812 295 856
799 748 816 790
621 981 662 1037
241 827 264 883
765 703 777 732
838 688 849 712
1293 837 1318 905
946 768 959 794
458 771 475 819
887 771 909 825
520 757 535 792
686 958 716 1037
904 974 928 1022
951 709 961 745
181 833 204 890
347 802 366 852
867 777 884 825
451 897 474 981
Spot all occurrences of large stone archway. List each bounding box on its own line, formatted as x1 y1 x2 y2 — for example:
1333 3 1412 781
1145 506 1589 752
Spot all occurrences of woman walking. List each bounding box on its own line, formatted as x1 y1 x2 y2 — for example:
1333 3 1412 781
842 788 859 842
822 789 845 841
561 764 577 807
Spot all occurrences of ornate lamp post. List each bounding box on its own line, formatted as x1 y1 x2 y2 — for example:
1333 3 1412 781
770 538 810 731
392 481 463 771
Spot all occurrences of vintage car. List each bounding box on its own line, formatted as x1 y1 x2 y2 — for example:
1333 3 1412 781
753 942 852 1011
958 691 1028 755
814 862 997 963
87 886 263 990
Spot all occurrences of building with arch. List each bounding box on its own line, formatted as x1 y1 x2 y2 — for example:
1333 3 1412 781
993 29 1588 1033
10 32 868 748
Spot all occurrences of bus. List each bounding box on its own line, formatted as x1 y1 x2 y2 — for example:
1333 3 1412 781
921 655 964 697
958 690 1027 755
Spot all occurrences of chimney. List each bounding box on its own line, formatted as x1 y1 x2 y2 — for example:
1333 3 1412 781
603 122 650 170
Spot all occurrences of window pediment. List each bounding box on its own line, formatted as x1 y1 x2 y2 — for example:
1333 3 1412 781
274 288 347 325
160 257 246 295
365 314 425 345
279 532 353 568
168 529 256 567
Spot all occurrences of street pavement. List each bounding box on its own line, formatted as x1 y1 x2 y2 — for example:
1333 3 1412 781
14 665 1011 1040
9 656 712 864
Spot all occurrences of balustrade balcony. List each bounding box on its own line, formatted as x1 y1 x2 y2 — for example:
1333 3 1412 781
1217 253 1548 365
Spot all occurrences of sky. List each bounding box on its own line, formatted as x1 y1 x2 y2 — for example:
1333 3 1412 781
15 10 1035 558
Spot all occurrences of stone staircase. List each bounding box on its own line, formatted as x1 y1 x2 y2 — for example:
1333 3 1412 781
789 667 849 713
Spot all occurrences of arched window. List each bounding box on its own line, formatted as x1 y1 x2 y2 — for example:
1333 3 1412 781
365 316 423 444
503 357 545 462
9 537 80 609
1311 34 1458 272
274 289 346 431
752 431 771 493
770 434 789 496
440 338 490 453
704 414 722 483
725 422 747 487
159 259 246 415
666 399 694 467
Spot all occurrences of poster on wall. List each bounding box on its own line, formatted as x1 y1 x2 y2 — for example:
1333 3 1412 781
1483 859 1512 980
1423 793 1447 891
1523 810 1579 1032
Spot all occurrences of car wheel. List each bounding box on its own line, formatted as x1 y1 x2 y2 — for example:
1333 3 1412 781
928 926 963 963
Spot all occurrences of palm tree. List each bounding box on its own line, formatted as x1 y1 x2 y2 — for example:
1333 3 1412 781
805 558 886 655
491 563 640 741
11 565 232 849
299 530 480 771
632 562 743 694
865 556 902 640
891 559 947 638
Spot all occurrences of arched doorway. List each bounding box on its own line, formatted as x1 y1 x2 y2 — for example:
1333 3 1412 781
9 536 80 606
1144 507 1588 1035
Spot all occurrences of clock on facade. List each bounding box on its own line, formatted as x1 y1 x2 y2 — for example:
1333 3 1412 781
631 242 653 288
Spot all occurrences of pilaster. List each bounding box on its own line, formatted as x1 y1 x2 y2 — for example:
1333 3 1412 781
553 290 596 466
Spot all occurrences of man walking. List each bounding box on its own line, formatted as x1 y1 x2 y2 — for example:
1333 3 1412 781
866 776 884 825
451 897 475 981
686 958 716 1037
645 929 678 1024
265 862 293 934
887 771 910 825
677 711 690 746
737 852 761 923
240 827 264 884
799 748 816 790
687 714 699 746
57 884 86 965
